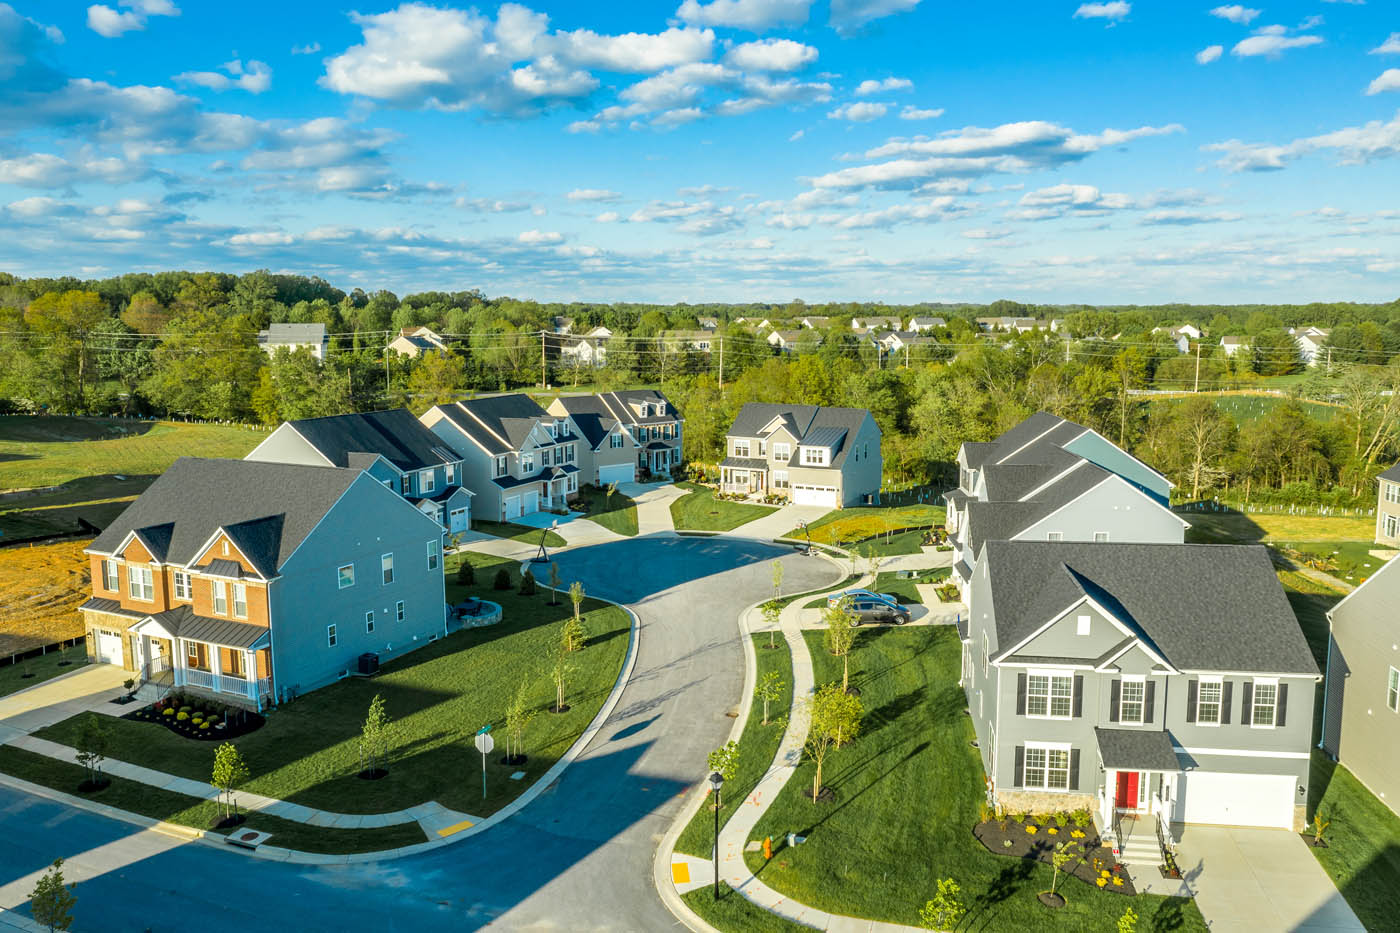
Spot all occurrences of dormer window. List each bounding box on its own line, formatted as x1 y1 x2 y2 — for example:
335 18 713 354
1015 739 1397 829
800 447 827 467
548 421 558 438
494 455 508 478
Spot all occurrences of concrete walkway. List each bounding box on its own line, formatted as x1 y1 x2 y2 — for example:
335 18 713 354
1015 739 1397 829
623 481 685 535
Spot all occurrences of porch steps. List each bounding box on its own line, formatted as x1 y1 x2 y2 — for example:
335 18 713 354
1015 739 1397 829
1114 819 1162 866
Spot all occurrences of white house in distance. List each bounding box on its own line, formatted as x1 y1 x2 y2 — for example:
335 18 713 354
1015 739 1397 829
1220 336 1250 358
907 316 947 332
1291 327 1332 367
387 326 449 358
257 323 328 361
1152 324 1202 354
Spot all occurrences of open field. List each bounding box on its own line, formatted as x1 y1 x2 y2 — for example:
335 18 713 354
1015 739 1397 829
784 503 944 548
1146 394 1340 425
1182 511 1376 544
0 540 89 655
1276 540 1389 586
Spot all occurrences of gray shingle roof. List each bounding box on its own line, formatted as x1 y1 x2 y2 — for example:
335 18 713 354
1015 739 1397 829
984 541 1318 675
89 458 363 577
964 462 1114 553
258 323 326 345
802 426 848 449
283 409 458 473
727 403 873 469
1094 727 1182 772
1380 463 1400 483
429 394 573 456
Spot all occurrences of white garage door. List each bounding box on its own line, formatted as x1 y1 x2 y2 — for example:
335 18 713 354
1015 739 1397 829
792 485 839 507
449 507 469 532
520 490 539 516
95 630 124 665
504 496 521 520
1175 771 1295 829
598 462 635 486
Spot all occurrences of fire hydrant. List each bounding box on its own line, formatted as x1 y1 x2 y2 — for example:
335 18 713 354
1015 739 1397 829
763 836 772 860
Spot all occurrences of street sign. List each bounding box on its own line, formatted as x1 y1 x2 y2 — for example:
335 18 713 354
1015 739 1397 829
474 731 494 755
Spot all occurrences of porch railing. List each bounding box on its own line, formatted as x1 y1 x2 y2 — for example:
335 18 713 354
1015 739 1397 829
182 667 259 700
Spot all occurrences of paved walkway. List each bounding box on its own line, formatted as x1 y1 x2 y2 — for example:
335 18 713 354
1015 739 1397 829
622 481 685 535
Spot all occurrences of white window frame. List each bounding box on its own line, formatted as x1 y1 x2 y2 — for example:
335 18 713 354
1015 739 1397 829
1093 531 1109 543
396 600 405 622
338 563 355 589
365 610 375 634
800 447 827 466
1386 482 1400 505
1119 676 1146 724
212 579 227 616
445 462 456 484
102 559 120 592
327 624 337 648
1046 531 1063 542
420 469 435 493
733 440 750 458
1389 667 1399 714
381 553 395 586
232 582 247 619
1023 742 1072 791
1076 614 1091 636
982 632 989 678
773 442 791 461
173 570 191 601
1197 676 1223 726
1386 514 1400 539
521 452 534 473
127 564 154 602
427 539 440 571
610 432 623 449
1251 678 1278 728
1026 670 1075 719
494 455 508 478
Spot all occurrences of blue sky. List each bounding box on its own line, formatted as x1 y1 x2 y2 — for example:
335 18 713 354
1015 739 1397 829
1 0 1398 303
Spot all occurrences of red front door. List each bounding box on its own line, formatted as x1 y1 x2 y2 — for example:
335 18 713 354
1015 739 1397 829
1115 771 1140 809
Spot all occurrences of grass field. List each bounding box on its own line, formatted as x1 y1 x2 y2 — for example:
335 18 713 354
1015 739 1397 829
0 644 89 697
1182 511 1376 545
472 520 567 547
0 540 90 655
36 551 629 816
871 567 950 605
1146 394 1340 425
571 484 639 537
1274 540 1388 586
682 884 815 933
670 482 776 532
743 627 1205 930
784 504 945 550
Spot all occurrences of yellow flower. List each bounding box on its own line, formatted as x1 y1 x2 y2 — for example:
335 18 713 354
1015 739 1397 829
1025 825 1037 834
1071 830 1085 838
1046 827 1058 835
1096 878 1108 887
1101 870 1111 878
1113 877 1124 887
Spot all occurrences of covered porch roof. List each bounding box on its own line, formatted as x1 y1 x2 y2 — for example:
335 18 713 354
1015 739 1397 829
1094 727 1181 773
131 606 270 650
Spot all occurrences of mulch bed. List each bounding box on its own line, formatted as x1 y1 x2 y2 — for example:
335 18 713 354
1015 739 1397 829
1300 834 1329 849
973 820 1137 896
124 697 264 741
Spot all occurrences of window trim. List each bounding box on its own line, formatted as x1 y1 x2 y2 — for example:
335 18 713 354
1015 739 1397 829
127 564 154 602
1388 667 1399 714
427 539 440 571
420 469 435 493
1023 741 1072 791
337 563 355 589
1197 675 1223 726
381 553 395 586
1075 614 1091 636
1118 675 1146 724
173 570 192 601
211 579 228 616
102 558 120 592
231 582 247 620
1046 531 1063 542
327 624 337 648
365 610 375 634
396 600 405 623
1093 531 1110 543
1026 670 1075 720
1251 677 1279 729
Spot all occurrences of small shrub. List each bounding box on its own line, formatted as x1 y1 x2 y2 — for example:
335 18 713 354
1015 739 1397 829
1071 808 1093 827
519 569 537 596
1055 811 1069 828
162 708 175 717
179 706 192 713
1010 811 1025 824
493 568 512 590
177 711 189 721
207 715 220 725
199 722 210 730
456 559 475 586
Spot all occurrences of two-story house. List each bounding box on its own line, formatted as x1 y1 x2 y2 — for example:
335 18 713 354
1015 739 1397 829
1375 463 1400 547
1321 554 1400 815
80 458 447 709
256 323 328 361
945 412 1185 592
421 394 580 522
386 326 449 358
906 316 946 332
244 409 473 533
546 390 682 483
719 403 881 508
964 541 1319 841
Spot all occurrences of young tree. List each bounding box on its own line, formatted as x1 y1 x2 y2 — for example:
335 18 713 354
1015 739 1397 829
504 683 536 763
519 568 537 595
862 544 884 578
568 581 585 624
211 742 250 822
771 559 784 599
74 714 108 788
1117 906 1139 933
761 599 781 650
549 643 576 712
29 858 76 933
547 561 562 606
1048 840 1080 900
457 557 475 586
755 670 784 725
919 878 966 931
805 683 862 802
561 612 588 652
706 740 740 807
605 480 618 509
360 694 391 775
823 598 857 692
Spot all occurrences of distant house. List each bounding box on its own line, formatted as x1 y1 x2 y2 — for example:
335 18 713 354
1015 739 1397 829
697 317 719 331
387 326 449 359
548 389 683 482
257 323 328 361
1152 324 1202 354
1376 463 1400 547
907 316 947 332
244 409 473 533
720 403 881 507
559 337 607 369
1049 318 1066 333
1219 336 1250 358
975 316 1040 334
660 330 715 353
767 329 817 353
1290 327 1332 367
552 316 575 335
850 316 901 332
878 330 937 356
799 316 831 330
80 457 447 708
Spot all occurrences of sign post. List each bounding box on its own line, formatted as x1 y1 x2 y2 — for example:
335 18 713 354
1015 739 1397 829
474 726 494 800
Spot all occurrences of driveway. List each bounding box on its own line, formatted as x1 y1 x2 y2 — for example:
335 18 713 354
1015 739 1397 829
724 502 829 541
0 535 841 932
1175 826 1364 932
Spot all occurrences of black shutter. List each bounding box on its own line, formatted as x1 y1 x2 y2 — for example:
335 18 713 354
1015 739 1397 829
1145 681 1156 724
1073 675 1084 718
1014 746 1025 788
1109 679 1121 722
1069 748 1081 790
1222 681 1233 723
1242 681 1254 725
1016 673 1027 716
1277 683 1288 727
1186 679 1199 723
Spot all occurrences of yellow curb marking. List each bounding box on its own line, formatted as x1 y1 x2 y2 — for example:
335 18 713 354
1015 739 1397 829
671 862 691 884
436 819 475 837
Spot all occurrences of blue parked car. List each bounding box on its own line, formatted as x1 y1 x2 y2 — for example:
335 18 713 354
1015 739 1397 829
825 589 911 625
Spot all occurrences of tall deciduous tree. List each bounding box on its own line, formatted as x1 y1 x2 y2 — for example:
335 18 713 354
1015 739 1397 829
404 352 468 414
25 290 111 412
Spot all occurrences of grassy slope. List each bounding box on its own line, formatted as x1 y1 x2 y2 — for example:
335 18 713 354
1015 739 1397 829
36 552 628 816
676 633 795 858
472 520 567 547
743 627 1204 930
785 504 945 546
670 482 776 532
571 484 639 537
0 745 426 854
1146 395 1340 425
0 540 89 654
682 884 816 933
1184 511 1376 545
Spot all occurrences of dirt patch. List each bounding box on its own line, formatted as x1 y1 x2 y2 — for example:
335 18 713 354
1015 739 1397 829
972 820 1137 896
0 539 89 655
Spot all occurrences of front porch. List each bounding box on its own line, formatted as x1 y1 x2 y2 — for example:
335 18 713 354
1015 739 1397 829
1093 726 1181 865
131 611 273 710
719 457 769 497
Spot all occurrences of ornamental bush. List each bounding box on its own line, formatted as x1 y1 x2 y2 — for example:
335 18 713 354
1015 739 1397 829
493 568 512 590
200 722 210 730
163 708 175 717
177 711 189 721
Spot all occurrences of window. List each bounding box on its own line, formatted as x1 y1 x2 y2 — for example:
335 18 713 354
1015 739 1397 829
757 440 766 457
327 624 337 648
1076 614 1090 636
400 475 411 495
222 541 230 556
1046 531 1063 542
127 565 154 601
381 553 395 585
541 448 552 467
1093 532 1109 543
522 452 535 473
186 641 208 671
1198 679 1223 724
1027 673 1074 718
173 571 191 600
610 432 624 449
396 600 405 622
445 462 456 484
565 444 574 463
1387 482 1400 504
365 610 375 634
494 455 508 478
773 470 789 489
102 559 120 592
773 442 790 461
338 564 355 589
427 539 440 571
226 650 245 678
1389 668 1399 714
1252 681 1278 727
801 447 826 466
1386 514 1400 539
982 633 989 678
420 470 435 493
734 441 750 457
1023 745 1071 790
232 582 247 619
212 580 228 615
1119 679 1145 724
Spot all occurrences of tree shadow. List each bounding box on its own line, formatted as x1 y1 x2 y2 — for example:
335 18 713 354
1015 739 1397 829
961 857 1035 932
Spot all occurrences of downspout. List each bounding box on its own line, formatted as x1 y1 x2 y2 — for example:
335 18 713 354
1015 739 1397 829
1318 611 1334 753
266 576 280 712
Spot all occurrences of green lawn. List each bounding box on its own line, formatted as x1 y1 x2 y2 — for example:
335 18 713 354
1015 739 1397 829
676 634 794 858
472 520 567 547
0 745 426 854
1307 754 1400 933
1276 540 1388 587
784 504 945 550
682 883 816 932
670 482 776 532
35 552 629 817
871 568 950 605
1183 511 1376 545
742 627 1205 930
0 645 90 699
1146 394 1340 426
571 484 639 537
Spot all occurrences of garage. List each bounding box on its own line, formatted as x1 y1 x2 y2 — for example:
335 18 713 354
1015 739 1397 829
504 496 521 520
792 484 839 507
94 629 124 666
1175 770 1296 829
520 490 539 516
598 462 635 486
449 507 470 532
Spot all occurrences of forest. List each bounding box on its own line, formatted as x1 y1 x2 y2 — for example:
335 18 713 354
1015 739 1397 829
1 268 1398 508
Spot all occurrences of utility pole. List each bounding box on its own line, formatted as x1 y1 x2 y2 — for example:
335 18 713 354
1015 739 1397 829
1193 341 1201 394
1064 335 1071 364
904 343 910 369
540 330 547 389
1326 346 1333 374
718 335 724 397
384 339 390 394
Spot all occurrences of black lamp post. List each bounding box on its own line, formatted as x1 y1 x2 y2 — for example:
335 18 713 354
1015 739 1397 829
709 770 725 898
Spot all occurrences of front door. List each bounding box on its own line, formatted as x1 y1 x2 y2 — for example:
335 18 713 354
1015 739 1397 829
1115 771 1140 810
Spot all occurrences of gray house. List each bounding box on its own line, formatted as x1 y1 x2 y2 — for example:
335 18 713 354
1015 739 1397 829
964 541 1319 843
244 410 473 533
80 458 447 708
547 390 683 480
1321 555 1400 814
1376 463 1400 547
720 403 881 507
946 412 1185 592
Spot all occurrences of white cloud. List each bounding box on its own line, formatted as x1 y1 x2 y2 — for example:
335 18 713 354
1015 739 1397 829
576 61 830 130
1206 110 1400 171
1196 45 1224 64
855 77 912 96
85 0 178 38
1006 183 1135 219
1372 33 1400 55
652 106 705 126
1209 5 1260 24
1073 2 1130 21
556 26 714 72
1232 25 1324 58
567 188 622 202
174 59 272 94
725 39 818 72
675 0 812 29
829 0 922 32
228 230 295 247
829 101 888 121
456 197 532 212
518 229 564 244
832 196 965 229
1367 69 1400 95
291 42 321 55
962 227 1012 239
1140 209 1243 225
595 211 620 222
900 106 943 120
789 129 804 140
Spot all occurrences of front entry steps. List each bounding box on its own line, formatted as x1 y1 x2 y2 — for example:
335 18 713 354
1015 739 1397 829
1114 814 1163 866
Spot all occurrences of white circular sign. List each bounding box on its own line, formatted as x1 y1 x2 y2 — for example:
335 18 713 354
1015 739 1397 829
474 732 495 754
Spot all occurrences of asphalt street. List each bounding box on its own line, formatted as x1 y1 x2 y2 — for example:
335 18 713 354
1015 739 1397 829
0 534 839 932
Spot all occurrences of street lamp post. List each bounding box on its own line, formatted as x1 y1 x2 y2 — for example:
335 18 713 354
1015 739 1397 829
709 770 725 898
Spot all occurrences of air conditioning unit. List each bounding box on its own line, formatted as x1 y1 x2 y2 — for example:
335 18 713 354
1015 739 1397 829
358 652 380 676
